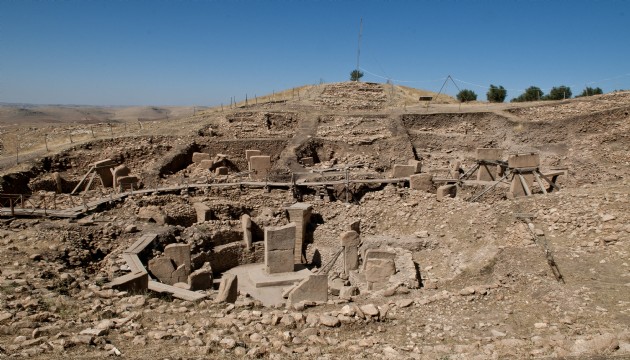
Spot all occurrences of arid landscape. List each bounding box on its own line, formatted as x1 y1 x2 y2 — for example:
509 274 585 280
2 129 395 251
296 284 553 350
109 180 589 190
0 82 629 359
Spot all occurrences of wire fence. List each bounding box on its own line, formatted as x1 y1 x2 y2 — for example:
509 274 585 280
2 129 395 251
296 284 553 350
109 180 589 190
0 119 172 164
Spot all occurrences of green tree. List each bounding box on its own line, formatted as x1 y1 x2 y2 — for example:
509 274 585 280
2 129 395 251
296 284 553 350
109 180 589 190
544 86 572 100
350 70 364 82
486 85 507 103
511 86 544 102
456 89 477 102
577 86 603 97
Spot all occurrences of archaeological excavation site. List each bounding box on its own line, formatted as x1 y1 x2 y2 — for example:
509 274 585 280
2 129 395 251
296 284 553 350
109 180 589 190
0 82 629 359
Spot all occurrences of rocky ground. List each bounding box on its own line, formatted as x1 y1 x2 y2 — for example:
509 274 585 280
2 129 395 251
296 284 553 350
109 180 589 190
0 82 629 359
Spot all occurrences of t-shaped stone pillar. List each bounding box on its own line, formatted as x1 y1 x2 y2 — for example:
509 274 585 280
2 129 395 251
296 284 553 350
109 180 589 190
340 230 360 275
508 153 540 197
476 148 503 181
286 202 312 264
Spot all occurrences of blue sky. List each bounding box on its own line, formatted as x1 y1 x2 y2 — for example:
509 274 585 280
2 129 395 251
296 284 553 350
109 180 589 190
1 0 629 106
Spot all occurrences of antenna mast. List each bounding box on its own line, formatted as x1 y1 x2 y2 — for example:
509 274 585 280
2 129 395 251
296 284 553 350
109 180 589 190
356 18 363 81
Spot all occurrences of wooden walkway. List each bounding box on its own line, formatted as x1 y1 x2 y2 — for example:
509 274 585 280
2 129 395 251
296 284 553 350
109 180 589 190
0 177 409 219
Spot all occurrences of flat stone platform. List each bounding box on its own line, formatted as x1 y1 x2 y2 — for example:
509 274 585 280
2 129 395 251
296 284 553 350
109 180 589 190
226 263 313 306
249 264 312 288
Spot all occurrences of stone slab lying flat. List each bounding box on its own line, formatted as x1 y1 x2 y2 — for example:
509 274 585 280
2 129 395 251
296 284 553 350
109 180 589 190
147 281 206 302
246 263 312 288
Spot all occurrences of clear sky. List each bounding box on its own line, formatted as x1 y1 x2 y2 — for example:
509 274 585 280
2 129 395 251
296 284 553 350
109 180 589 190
1 0 629 106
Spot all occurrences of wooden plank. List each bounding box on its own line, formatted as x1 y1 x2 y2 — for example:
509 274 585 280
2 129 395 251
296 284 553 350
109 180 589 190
122 253 147 274
537 171 561 191
71 166 95 195
533 171 547 195
83 172 97 195
148 281 206 302
125 233 157 255
518 174 532 196
541 170 567 177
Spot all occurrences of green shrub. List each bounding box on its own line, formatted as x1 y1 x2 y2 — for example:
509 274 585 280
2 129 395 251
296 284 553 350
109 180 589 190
486 85 507 103
544 86 572 100
350 70 364 82
456 89 477 102
512 86 543 102
577 87 603 97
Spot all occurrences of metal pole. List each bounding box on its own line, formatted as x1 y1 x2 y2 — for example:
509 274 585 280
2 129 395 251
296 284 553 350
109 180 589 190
345 168 349 203
356 18 363 81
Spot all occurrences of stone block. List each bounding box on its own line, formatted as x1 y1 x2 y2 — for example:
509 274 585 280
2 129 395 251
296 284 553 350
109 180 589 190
137 207 168 225
192 152 211 163
363 249 396 265
51 172 63 193
265 249 295 274
287 274 328 304
508 153 540 169
90 159 116 187
477 148 504 181
408 159 422 173
198 159 214 170
215 273 238 303
107 271 148 293
286 203 312 264
117 176 139 190
245 150 261 161
340 286 359 298
392 164 416 178
148 257 175 284
409 173 433 191
188 267 213 291
340 230 360 247
215 166 228 175
344 246 359 273
340 230 361 274
171 264 190 284
450 160 462 177
364 258 396 291
249 155 271 180
436 184 457 201
241 214 253 250
264 223 296 251
164 243 191 270
193 202 212 223
301 157 314 166
348 219 361 234
264 222 297 273
476 148 504 161
110 164 130 188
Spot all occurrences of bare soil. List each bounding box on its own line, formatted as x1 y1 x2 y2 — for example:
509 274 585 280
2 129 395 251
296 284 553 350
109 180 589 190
0 82 629 359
